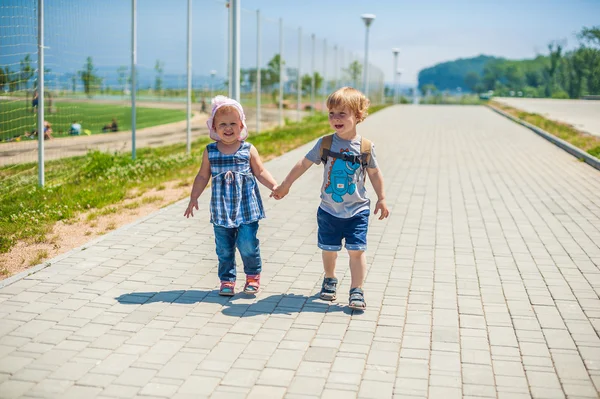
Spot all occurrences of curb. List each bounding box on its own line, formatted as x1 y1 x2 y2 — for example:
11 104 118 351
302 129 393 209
487 104 600 172
0 202 183 290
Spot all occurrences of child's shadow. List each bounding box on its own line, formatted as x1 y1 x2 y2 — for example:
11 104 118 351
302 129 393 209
115 290 354 316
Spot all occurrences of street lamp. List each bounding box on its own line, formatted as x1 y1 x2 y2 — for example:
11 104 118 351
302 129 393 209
392 48 399 104
396 68 403 103
361 13 375 97
210 70 216 99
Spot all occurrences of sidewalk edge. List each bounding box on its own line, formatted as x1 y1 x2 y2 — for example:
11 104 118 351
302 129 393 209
487 104 600 172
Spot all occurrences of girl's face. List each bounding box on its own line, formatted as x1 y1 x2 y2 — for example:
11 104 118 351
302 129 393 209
214 109 243 144
328 106 357 136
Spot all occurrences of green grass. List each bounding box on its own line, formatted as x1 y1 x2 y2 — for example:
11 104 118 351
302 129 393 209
0 105 388 255
420 94 488 105
490 101 600 158
0 101 187 142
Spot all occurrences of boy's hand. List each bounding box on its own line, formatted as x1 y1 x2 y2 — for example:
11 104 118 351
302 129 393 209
374 199 389 220
184 199 199 218
270 183 289 200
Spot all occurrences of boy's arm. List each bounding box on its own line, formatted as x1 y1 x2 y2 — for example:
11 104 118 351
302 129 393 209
271 157 313 199
249 145 277 191
366 167 390 220
184 149 211 218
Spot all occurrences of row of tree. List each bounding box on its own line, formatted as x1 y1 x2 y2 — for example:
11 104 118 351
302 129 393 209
0 55 101 96
1 52 366 101
419 26 600 99
239 55 363 97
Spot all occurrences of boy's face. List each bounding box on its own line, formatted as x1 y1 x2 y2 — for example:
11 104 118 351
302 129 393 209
214 109 243 144
328 106 357 136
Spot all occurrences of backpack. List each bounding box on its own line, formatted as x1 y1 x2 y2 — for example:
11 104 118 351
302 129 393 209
319 134 372 168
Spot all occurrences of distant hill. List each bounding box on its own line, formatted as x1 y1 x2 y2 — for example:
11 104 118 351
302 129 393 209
418 55 500 92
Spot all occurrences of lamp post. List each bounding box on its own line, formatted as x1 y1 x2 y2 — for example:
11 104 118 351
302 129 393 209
392 48 399 104
361 13 375 97
396 68 403 104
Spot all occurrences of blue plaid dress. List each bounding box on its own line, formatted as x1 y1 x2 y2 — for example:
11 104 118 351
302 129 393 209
207 141 265 228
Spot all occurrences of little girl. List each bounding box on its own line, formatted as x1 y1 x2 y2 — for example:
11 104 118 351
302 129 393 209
184 96 277 296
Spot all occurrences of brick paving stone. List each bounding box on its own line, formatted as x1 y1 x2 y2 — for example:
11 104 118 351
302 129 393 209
1 106 600 398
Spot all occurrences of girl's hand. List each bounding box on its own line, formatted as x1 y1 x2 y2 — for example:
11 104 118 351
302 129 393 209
184 199 199 218
374 199 389 220
270 184 289 200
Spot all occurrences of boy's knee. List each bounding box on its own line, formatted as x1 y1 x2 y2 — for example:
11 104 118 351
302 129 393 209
347 249 365 257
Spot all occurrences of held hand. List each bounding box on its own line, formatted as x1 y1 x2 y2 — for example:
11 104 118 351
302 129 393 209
270 183 290 200
184 199 199 218
374 199 390 220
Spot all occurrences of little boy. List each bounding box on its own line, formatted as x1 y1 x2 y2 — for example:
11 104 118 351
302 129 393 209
271 87 389 310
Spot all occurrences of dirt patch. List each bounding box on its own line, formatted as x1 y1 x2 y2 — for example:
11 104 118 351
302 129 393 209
0 180 192 280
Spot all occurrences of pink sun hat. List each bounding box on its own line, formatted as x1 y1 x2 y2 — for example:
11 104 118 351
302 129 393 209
206 95 248 141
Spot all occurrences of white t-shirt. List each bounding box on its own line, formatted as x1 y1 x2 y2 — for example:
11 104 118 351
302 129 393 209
305 134 378 219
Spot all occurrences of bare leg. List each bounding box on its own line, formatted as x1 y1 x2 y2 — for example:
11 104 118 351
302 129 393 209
348 250 366 289
322 250 337 278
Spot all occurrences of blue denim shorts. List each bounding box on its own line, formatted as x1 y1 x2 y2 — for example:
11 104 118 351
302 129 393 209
317 207 369 251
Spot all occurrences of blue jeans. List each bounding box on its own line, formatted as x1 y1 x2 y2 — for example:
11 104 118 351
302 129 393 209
213 221 262 282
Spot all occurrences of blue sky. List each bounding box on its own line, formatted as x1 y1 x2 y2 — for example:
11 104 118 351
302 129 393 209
242 0 600 84
2 0 599 86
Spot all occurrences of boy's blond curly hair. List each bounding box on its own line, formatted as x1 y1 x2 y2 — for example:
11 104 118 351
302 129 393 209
326 87 370 123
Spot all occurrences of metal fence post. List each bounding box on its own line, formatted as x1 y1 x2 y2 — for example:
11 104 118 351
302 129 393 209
278 18 283 126
131 0 137 160
256 9 261 133
37 0 45 187
323 38 327 109
311 33 315 114
297 27 301 122
186 0 192 154
230 0 240 101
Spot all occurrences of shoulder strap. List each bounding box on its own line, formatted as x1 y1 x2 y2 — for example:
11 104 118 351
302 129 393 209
320 134 334 163
360 137 372 166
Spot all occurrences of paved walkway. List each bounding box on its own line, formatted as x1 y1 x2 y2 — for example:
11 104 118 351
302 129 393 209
1 105 599 399
493 97 600 137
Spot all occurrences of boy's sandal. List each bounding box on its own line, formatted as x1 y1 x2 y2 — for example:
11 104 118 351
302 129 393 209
349 287 366 310
319 277 338 301
244 274 260 294
219 281 235 296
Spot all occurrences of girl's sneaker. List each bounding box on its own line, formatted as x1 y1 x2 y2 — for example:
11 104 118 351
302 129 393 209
219 281 235 296
244 274 260 294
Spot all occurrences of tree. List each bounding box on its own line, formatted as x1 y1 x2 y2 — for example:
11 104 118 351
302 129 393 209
5 67 18 92
127 68 139 91
301 72 323 96
265 54 283 88
78 57 101 97
464 71 480 93
577 26 600 95
420 83 437 96
563 50 586 99
19 54 34 90
70 73 77 93
0 67 6 92
579 26 600 48
154 60 164 95
117 66 127 93
343 61 362 88
545 41 563 96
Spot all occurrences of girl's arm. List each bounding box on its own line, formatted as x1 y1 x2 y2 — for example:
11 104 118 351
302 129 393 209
184 149 211 218
249 145 277 191
366 167 390 220
271 157 313 199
